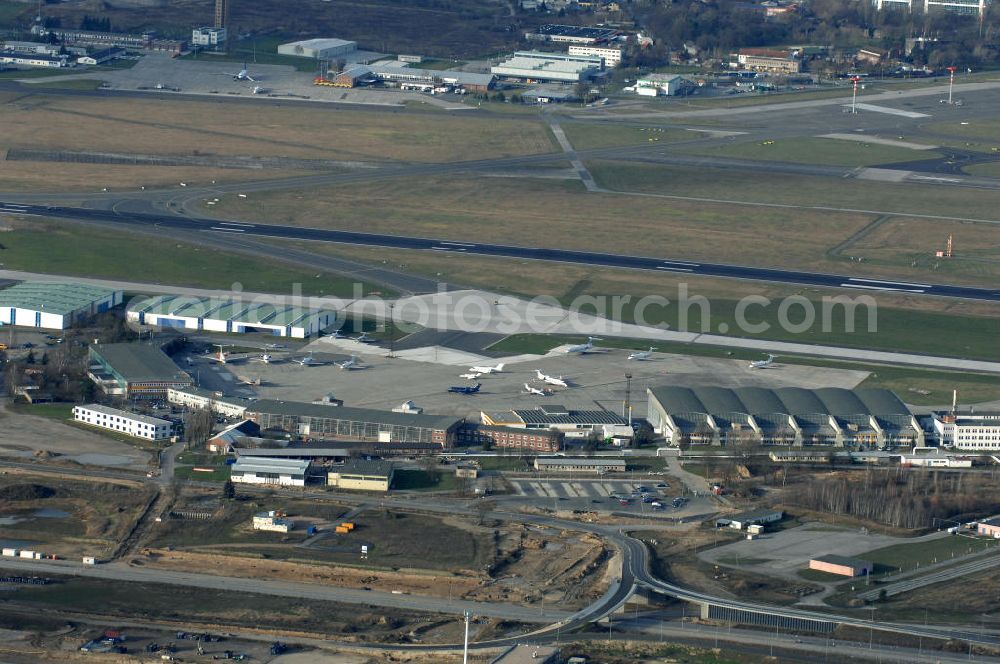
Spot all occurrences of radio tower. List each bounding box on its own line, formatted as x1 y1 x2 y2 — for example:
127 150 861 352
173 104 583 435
214 0 231 51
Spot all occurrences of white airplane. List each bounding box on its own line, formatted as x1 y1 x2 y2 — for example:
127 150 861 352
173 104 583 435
356 332 376 343
459 371 483 380
565 337 603 354
264 343 286 350
250 353 275 364
536 369 568 388
292 354 327 367
469 362 504 375
749 354 776 369
207 344 231 364
237 375 261 386
628 346 657 361
226 64 257 82
524 383 550 396
326 329 348 339
336 355 362 370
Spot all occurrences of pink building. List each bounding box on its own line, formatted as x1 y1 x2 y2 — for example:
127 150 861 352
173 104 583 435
809 554 873 577
978 518 1000 538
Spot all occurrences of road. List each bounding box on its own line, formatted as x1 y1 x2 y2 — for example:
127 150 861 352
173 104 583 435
3 201 998 304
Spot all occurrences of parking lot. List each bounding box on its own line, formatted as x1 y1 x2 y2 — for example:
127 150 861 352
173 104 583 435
509 478 670 500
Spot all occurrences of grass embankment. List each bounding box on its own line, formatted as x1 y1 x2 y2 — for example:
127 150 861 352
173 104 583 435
0 222 382 297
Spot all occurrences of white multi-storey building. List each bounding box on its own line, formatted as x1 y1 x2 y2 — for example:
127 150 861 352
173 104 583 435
932 411 1000 450
73 404 173 441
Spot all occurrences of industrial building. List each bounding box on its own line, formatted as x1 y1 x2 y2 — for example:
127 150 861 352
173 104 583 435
635 73 685 96
246 399 465 447
278 38 358 59
568 44 622 67
874 0 990 16
76 47 126 65
464 424 563 453
252 511 292 533
230 457 312 487
647 386 923 449
191 27 226 48
328 63 495 92
0 282 122 330
809 554 873 578
88 343 193 399
491 51 603 83
207 420 261 453
716 509 784 530
166 386 253 419
977 517 1000 538
72 404 173 441
128 295 335 339
734 48 801 73
0 52 68 68
482 405 628 439
232 439 438 460
533 457 625 474
526 24 619 44
327 460 394 492
930 410 1000 450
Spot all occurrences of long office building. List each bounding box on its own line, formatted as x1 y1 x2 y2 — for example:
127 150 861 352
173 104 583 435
647 385 923 449
482 405 628 440
245 399 465 447
0 282 122 330
166 386 253 418
930 410 1000 450
72 404 173 441
88 343 193 399
128 295 335 339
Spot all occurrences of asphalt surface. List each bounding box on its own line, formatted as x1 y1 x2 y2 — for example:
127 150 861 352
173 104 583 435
4 201 999 303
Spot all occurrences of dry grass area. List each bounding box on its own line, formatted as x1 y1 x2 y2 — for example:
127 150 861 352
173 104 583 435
0 93 555 164
207 175 874 271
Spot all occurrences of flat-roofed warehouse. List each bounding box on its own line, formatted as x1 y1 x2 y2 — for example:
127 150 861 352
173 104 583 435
127 295 335 339
0 282 122 330
278 38 357 59
647 385 923 449
491 51 603 83
526 24 619 44
88 342 192 399
482 404 627 439
245 399 465 447
327 459 394 492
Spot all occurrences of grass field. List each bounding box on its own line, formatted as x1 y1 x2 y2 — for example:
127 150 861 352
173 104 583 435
203 174 875 276
0 220 382 297
964 161 1000 177
860 535 998 574
559 123 701 150
0 0 28 23
0 90 556 166
393 469 462 492
21 79 104 91
678 136 941 167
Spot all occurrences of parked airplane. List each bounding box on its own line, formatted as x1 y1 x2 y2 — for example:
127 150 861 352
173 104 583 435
469 362 504 375
356 332 376 343
448 383 481 394
336 355 362 370
459 372 483 380
628 346 657 361
326 329 348 339
565 337 602 354
263 343 286 350
292 354 327 367
749 354 776 369
207 344 231 364
227 64 257 81
250 353 275 364
535 369 568 388
237 375 261 386
524 383 550 396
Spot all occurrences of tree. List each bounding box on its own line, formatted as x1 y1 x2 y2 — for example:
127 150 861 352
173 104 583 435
223 480 236 501
182 407 214 447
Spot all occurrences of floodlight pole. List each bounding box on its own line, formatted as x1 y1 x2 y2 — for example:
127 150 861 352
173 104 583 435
947 66 957 104
462 610 470 664
851 76 861 114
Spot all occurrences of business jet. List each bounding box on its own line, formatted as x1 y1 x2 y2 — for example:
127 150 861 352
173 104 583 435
356 332 377 344
237 375 261 386
628 347 657 361
336 355 363 370
448 383 481 394
524 383 550 396
469 362 504 375
565 337 602 354
263 343 286 350
292 354 327 367
207 344 231 364
250 353 275 364
535 370 568 388
749 354 776 369
459 371 483 380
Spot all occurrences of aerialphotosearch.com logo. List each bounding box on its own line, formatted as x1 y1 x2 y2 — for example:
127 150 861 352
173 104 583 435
124 283 878 337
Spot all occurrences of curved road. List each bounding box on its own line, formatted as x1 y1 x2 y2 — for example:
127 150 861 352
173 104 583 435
3 201 999 303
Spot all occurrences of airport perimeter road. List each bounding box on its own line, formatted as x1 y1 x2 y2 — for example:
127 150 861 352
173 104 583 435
857 549 1000 601
3 201 999 305
0 557 570 624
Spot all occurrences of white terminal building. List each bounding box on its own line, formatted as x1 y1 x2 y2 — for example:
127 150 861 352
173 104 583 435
568 45 622 67
128 295 335 339
73 404 173 441
931 411 1000 450
166 386 253 419
635 73 685 96
0 282 123 330
491 51 604 83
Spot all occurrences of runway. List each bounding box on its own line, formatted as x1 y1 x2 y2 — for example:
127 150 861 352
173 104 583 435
3 200 998 303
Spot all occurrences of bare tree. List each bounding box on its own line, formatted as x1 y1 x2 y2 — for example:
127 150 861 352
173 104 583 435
183 407 214 447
